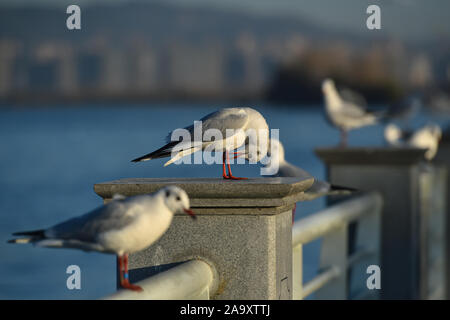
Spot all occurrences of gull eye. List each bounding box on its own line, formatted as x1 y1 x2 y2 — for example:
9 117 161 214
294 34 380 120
165 190 171 197
176 196 181 201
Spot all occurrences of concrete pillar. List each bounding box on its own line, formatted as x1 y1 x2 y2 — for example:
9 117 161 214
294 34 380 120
418 164 447 299
315 147 426 299
94 177 313 300
434 133 450 299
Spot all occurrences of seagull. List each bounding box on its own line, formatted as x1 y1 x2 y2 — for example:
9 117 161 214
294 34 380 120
322 78 381 147
385 95 421 127
131 107 269 180
8 186 196 292
384 123 442 160
262 138 355 222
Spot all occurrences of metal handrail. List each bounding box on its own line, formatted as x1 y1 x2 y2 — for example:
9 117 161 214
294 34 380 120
103 259 216 300
292 192 383 299
293 192 382 246
301 266 341 299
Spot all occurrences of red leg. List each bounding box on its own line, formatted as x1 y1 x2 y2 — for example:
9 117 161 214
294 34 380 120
232 152 244 159
119 254 143 292
222 152 229 179
292 203 297 225
225 151 247 180
117 255 124 284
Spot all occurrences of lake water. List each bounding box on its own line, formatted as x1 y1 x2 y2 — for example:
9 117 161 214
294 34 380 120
0 103 432 299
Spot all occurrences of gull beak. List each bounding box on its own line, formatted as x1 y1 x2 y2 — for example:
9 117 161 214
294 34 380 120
184 208 196 220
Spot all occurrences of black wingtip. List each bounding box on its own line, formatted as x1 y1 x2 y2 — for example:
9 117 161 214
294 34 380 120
330 184 359 193
12 229 45 237
131 155 150 163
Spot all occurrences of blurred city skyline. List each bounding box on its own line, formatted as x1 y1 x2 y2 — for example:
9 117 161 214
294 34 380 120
2 0 449 43
0 0 448 105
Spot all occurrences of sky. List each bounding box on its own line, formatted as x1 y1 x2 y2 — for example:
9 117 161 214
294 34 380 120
1 0 449 43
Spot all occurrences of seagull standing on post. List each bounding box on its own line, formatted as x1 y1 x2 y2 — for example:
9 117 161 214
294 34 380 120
322 79 380 147
262 138 355 222
8 186 196 292
131 107 269 180
384 123 442 161
263 139 355 201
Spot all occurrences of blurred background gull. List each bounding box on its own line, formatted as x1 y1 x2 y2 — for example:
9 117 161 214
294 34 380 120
0 0 449 299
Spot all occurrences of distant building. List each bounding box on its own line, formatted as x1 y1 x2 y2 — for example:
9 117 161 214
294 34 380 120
77 52 103 90
0 40 18 97
166 42 225 95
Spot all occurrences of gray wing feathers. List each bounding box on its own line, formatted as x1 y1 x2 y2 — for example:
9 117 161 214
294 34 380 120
307 180 331 195
48 200 135 242
166 108 249 143
275 162 332 198
340 89 368 109
277 162 313 179
340 101 368 118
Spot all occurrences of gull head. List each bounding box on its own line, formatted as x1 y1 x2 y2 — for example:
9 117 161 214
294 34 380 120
321 78 335 94
384 124 402 145
159 186 195 219
263 138 285 165
244 135 270 163
426 123 442 141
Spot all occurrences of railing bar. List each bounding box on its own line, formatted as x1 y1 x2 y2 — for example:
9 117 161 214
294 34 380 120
428 286 445 300
293 192 383 246
301 266 341 299
103 259 215 300
350 289 379 300
347 248 375 268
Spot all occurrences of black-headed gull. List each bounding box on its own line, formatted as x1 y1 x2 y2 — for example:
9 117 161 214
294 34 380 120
384 123 442 160
385 95 421 126
263 138 355 199
132 107 269 180
322 78 381 146
262 139 355 222
8 186 196 292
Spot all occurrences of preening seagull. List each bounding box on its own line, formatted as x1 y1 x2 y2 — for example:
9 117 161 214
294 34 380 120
322 78 381 147
131 107 270 180
8 186 196 292
385 95 421 126
263 139 355 200
262 139 355 222
384 123 442 161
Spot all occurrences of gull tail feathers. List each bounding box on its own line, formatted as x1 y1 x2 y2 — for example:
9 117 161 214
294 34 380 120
8 229 46 244
329 184 358 195
131 141 179 162
164 146 201 167
8 238 33 244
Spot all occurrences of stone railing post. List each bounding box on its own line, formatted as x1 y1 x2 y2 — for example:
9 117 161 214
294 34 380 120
94 177 313 300
315 147 427 299
434 133 450 299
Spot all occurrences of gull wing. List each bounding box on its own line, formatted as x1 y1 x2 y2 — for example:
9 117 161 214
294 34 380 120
166 108 249 143
47 196 147 242
340 88 368 109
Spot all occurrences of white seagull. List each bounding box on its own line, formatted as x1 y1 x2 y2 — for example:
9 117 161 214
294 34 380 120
262 139 355 222
384 123 442 160
8 186 196 292
322 78 381 146
132 107 269 180
263 139 355 200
